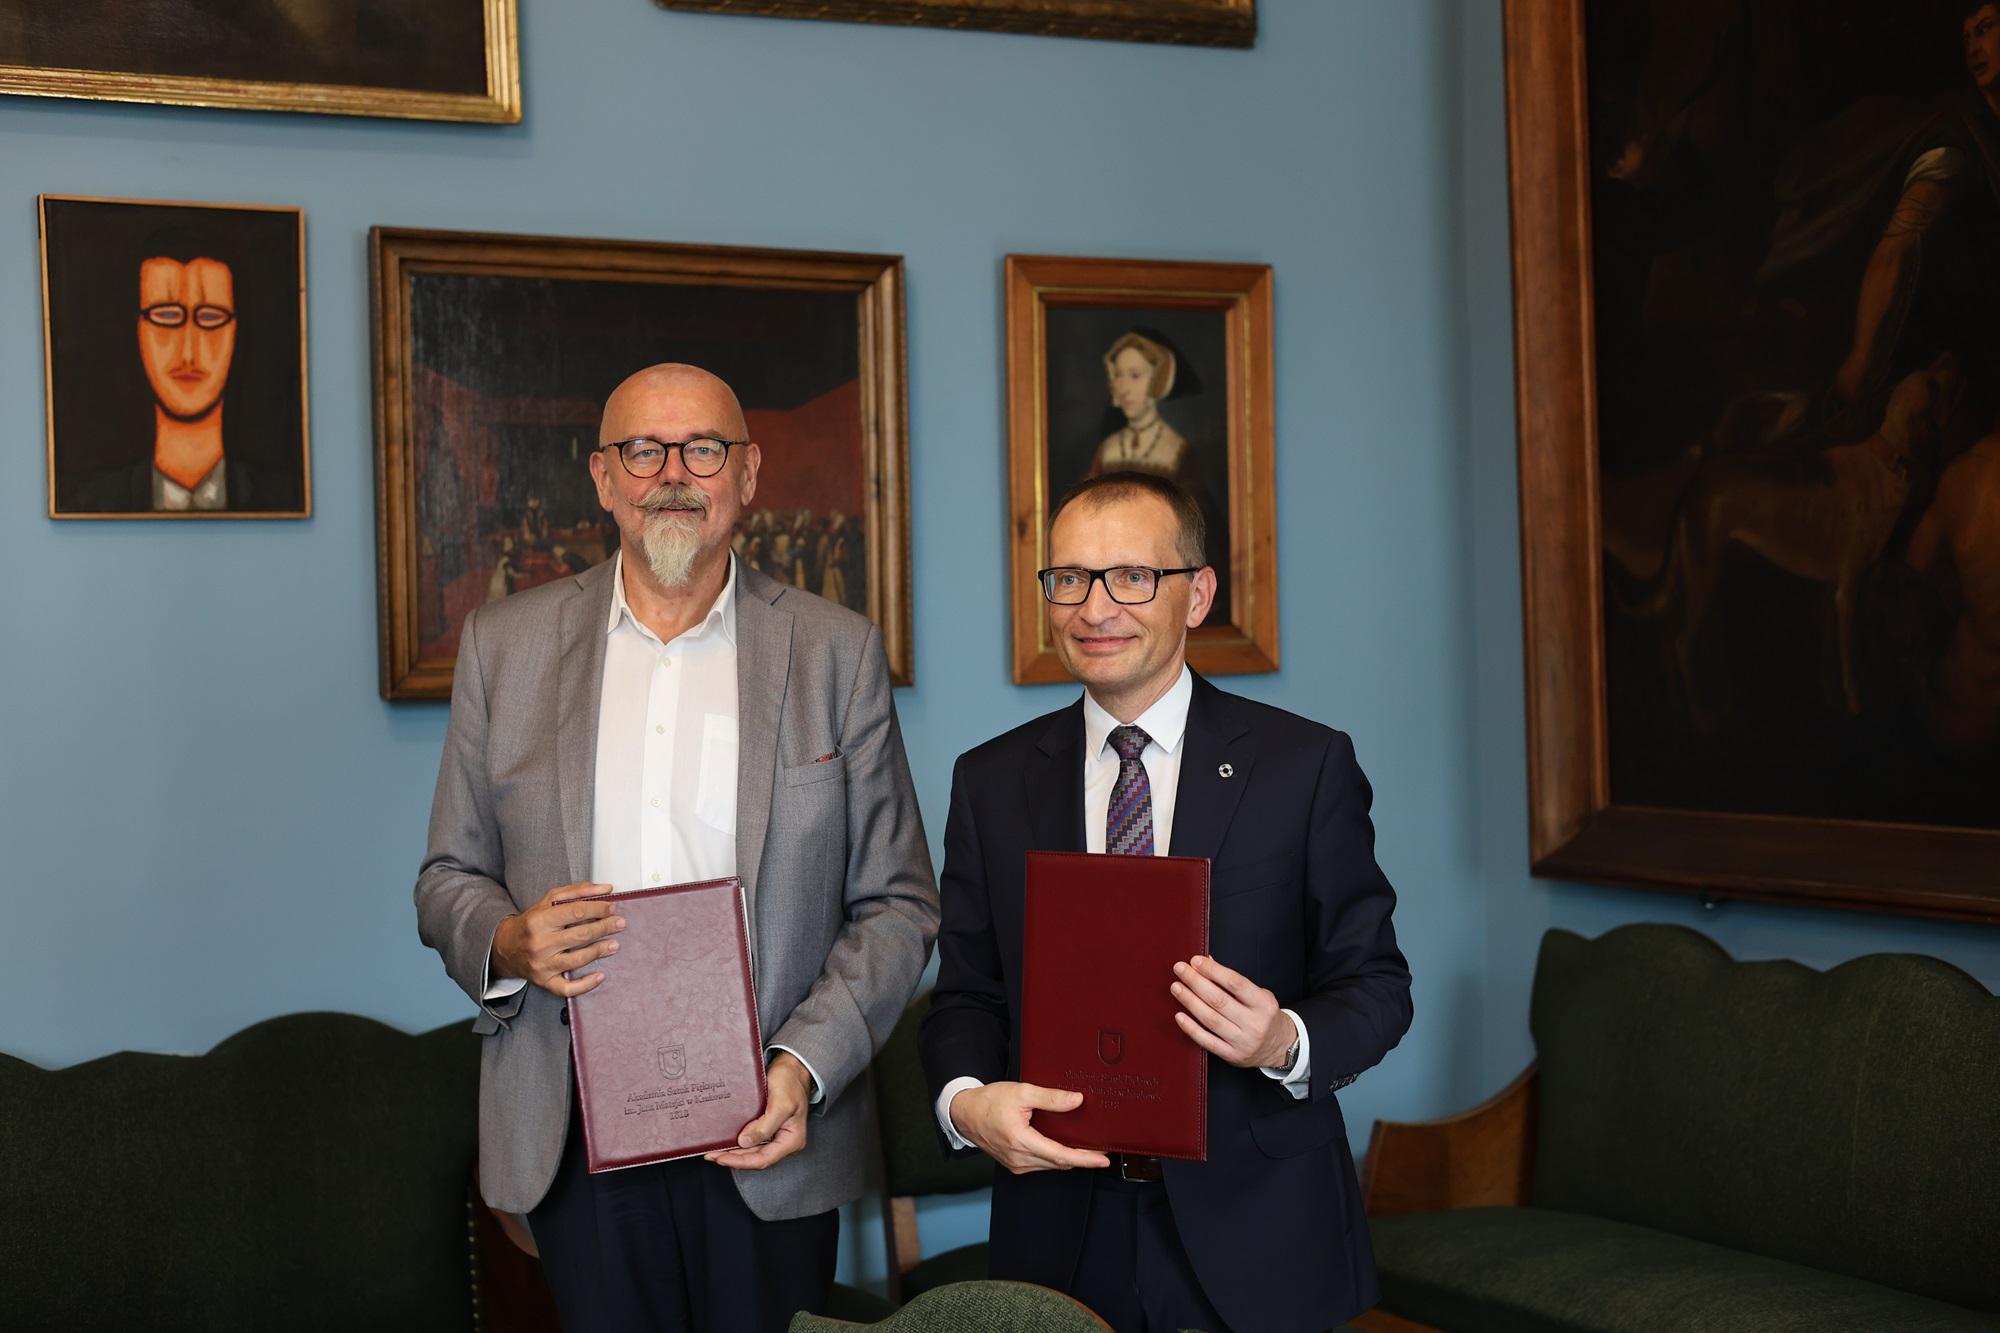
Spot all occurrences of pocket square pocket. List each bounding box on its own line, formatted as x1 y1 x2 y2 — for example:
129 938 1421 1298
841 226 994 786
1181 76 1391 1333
783 752 847 787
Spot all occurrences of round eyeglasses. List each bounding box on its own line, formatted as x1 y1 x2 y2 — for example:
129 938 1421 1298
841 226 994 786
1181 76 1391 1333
1036 565 1201 605
602 436 745 479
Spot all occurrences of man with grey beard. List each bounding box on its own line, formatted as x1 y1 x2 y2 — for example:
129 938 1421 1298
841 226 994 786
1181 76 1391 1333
415 364 939 1332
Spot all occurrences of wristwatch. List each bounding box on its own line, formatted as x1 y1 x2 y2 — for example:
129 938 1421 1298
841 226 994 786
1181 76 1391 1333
1273 1031 1300 1073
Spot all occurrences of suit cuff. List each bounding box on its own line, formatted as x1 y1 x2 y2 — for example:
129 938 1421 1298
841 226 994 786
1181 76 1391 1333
936 1076 983 1149
768 1045 825 1105
1257 1009 1311 1100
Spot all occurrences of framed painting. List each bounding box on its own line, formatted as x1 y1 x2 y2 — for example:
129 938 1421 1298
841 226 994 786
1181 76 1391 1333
41 195 310 520
652 0 1253 48
371 227 910 701
0 0 519 123
1005 253 1275 684
1508 0 2000 920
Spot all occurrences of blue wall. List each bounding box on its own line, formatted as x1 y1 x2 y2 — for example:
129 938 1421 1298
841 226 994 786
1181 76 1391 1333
5 0 1995 1293
0 0 1473 1285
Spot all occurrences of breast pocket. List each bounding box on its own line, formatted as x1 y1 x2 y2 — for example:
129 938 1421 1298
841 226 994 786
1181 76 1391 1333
782 753 847 788
696 714 738 834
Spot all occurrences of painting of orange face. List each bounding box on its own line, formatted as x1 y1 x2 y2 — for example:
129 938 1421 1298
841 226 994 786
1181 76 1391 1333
138 256 236 421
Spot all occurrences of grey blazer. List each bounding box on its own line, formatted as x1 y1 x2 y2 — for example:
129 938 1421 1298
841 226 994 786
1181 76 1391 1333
415 558 939 1219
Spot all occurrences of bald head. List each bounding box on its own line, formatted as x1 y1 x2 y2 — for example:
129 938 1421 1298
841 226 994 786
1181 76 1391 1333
599 363 749 445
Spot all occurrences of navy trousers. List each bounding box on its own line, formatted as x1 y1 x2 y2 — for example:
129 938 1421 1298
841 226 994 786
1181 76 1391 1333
528 1097 838 1333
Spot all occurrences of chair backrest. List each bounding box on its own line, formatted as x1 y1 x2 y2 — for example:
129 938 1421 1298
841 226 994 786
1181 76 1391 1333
871 992 994 1294
1530 923 2000 1312
790 1280 1111 1331
0 1013 482 1330
873 992 996 1200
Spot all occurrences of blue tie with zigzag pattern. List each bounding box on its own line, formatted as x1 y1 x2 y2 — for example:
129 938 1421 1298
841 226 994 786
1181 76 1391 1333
1106 725 1155 857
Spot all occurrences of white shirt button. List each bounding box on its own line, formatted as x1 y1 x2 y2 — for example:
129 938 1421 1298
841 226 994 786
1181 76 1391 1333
656 724 666 734
651 797 661 807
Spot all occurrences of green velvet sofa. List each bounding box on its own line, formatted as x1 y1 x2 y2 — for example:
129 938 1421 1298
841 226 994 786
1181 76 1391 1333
0 1012 555 1332
1359 924 2000 1333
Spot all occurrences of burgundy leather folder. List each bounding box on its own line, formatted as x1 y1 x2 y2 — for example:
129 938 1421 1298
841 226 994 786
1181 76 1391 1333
564 877 766 1173
1021 850 1210 1161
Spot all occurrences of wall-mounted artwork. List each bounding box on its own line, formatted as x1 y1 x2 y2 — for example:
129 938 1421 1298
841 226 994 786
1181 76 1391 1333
653 0 1253 48
0 0 519 122
1005 253 1275 684
1507 0 2000 920
371 227 910 700
41 196 310 520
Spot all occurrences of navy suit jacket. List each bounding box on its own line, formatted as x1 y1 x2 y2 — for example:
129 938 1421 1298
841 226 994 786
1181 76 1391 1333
918 673 1412 1333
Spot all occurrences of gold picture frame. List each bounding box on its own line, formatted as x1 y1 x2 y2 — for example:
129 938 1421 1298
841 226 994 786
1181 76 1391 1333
0 0 519 123
41 195 312 520
653 0 1253 48
371 226 911 701
1005 253 1276 684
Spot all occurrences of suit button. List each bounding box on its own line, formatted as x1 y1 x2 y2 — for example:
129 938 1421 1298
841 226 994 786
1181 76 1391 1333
559 1007 570 1026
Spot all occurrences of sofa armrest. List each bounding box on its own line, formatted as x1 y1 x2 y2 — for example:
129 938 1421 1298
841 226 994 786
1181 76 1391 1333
1362 1063 1536 1216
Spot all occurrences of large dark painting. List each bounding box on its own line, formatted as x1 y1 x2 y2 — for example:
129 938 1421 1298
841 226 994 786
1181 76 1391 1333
41 196 309 519
1508 0 2000 920
372 228 909 700
0 0 518 122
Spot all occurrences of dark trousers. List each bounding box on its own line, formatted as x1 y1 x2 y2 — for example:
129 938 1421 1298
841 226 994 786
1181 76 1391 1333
1065 1174 1232 1333
527 1099 838 1333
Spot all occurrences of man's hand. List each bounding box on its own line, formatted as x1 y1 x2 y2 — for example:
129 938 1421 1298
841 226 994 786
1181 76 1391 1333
1171 955 1296 1070
490 882 624 998
709 1052 812 1171
948 1082 1112 1175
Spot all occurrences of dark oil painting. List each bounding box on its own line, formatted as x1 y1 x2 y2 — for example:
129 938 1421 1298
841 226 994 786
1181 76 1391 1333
0 1 487 94
1592 0 2000 830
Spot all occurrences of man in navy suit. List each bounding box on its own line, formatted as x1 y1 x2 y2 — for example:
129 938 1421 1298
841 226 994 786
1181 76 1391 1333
919 471 1412 1332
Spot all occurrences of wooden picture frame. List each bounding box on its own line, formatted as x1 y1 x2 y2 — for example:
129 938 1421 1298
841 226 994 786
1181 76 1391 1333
41 195 311 520
0 0 519 123
1506 0 2000 921
1005 253 1275 684
371 227 910 701
653 0 1253 48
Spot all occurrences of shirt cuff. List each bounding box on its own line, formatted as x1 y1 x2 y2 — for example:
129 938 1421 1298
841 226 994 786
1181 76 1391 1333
768 1045 825 1105
1257 1009 1311 1100
481 945 528 1002
936 1076 984 1150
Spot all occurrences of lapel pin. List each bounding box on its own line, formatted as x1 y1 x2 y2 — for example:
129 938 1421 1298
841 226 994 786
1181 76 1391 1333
1218 763 1234 778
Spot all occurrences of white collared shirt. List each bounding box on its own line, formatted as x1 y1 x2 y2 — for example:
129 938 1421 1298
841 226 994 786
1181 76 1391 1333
590 550 739 896
936 667 1311 1150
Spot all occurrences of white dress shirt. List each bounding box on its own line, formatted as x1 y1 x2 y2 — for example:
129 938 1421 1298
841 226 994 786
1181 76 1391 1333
937 666 1310 1148
485 553 821 1096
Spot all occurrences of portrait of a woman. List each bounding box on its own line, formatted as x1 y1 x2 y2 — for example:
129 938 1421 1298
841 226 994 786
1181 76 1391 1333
1090 330 1199 487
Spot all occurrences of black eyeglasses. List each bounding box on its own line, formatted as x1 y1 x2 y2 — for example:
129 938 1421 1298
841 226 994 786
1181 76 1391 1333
602 436 745 479
140 303 235 330
1037 565 1200 605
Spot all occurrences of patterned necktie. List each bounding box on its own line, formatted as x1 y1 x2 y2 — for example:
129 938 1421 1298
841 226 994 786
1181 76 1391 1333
1105 725 1155 857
